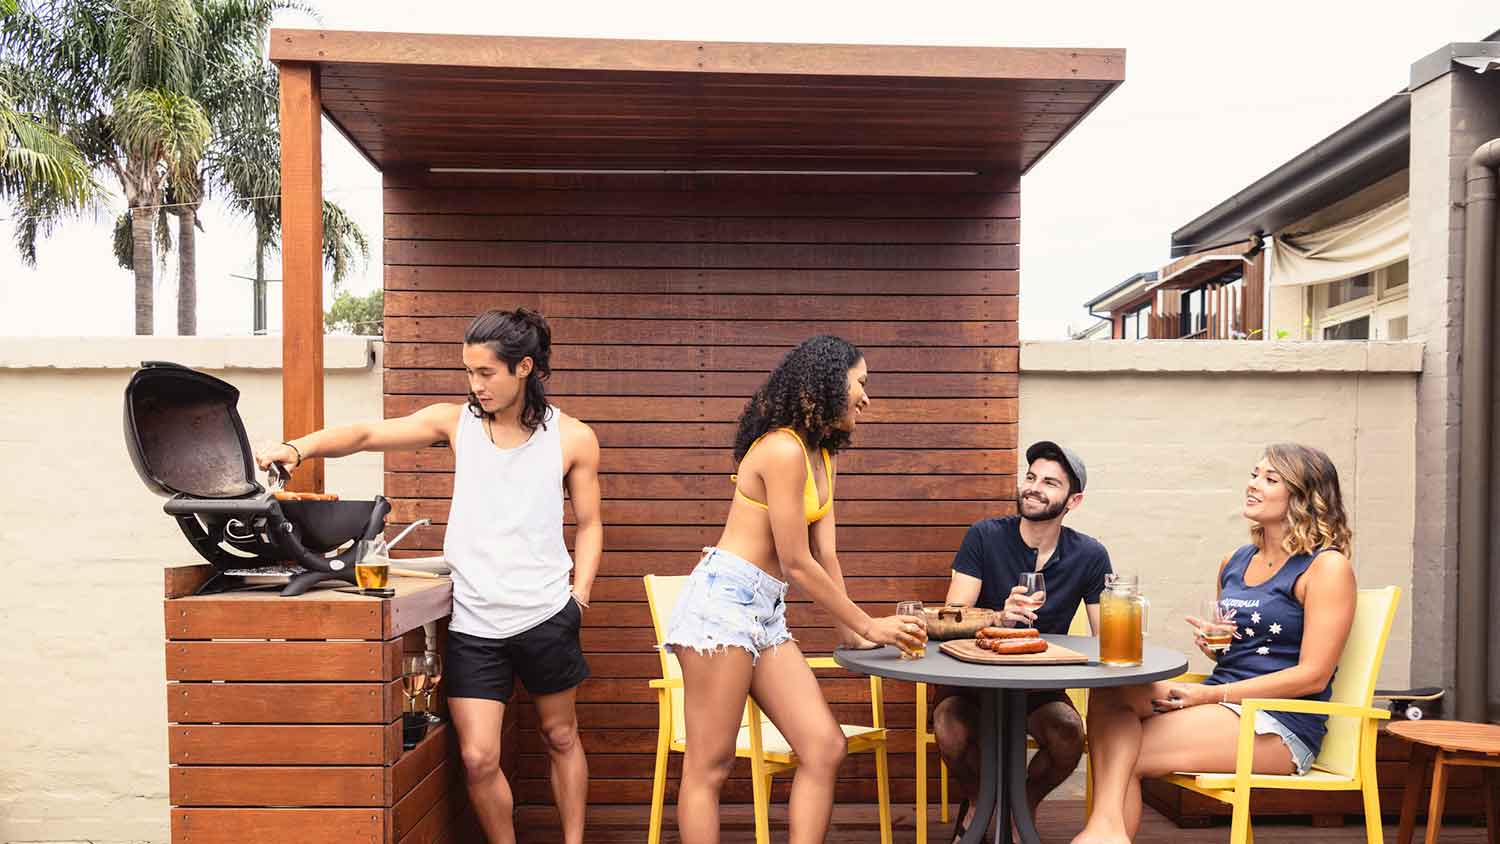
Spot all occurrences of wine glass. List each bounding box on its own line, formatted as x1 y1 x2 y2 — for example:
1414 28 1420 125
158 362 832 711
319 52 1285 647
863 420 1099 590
422 651 443 723
1020 572 1047 622
401 653 429 714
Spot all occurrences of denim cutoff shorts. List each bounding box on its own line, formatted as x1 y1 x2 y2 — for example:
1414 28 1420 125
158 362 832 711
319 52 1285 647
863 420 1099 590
663 547 793 663
1219 702 1317 775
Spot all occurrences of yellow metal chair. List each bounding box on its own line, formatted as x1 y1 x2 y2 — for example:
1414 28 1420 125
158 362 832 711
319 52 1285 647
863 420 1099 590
643 574 893 844
1162 586 1401 844
915 604 1093 843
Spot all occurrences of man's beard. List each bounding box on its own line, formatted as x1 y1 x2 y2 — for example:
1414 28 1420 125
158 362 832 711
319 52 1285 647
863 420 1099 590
1018 492 1067 522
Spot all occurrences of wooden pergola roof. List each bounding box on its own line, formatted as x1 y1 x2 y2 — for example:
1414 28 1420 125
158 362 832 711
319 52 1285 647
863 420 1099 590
266 29 1124 491
270 29 1123 174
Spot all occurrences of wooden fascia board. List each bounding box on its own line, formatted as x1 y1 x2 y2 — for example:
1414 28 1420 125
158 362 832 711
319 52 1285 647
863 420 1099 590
269 28 1124 83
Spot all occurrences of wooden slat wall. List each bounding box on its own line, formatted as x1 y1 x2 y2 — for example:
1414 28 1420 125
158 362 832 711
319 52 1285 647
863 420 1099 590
382 170 1020 806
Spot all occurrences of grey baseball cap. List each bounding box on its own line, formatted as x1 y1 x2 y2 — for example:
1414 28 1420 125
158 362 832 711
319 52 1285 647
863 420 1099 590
1025 440 1087 493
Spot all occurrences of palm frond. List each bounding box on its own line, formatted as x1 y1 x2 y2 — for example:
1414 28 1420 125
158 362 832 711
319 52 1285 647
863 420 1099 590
113 87 210 193
112 209 132 269
321 199 368 285
0 89 97 205
108 0 202 93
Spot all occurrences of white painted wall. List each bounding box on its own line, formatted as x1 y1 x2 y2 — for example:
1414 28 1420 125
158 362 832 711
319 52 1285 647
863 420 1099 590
0 337 383 844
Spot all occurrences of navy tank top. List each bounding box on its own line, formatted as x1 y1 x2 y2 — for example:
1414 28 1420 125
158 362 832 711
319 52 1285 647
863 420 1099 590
1202 543 1336 754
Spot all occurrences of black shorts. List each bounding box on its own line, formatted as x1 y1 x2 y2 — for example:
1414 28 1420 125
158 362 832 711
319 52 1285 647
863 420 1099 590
445 599 590 703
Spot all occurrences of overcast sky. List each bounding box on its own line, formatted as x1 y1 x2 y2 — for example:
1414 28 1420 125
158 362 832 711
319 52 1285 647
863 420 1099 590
1 0 1494 339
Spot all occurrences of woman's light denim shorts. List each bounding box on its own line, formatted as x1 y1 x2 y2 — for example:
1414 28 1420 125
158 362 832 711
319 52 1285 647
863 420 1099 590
663 547 793 663
1219 702 1317 775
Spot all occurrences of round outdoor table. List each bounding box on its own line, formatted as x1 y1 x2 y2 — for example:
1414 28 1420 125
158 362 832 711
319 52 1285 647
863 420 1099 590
836 634 1187 844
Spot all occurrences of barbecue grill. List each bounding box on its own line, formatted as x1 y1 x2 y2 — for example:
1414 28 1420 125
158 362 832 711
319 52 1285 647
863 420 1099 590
123 361 391 596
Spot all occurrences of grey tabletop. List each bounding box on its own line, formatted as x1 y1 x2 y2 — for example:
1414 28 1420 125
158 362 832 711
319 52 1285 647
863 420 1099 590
834 634 1189 690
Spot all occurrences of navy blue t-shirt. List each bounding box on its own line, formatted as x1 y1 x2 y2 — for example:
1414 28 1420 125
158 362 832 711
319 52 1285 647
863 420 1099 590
951 516 1113 634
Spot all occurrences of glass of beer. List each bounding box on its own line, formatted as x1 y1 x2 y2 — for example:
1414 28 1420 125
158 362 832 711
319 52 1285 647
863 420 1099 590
896 600 926 660
1200 599 1236 653
355 560 390 592
1099 574 1147 666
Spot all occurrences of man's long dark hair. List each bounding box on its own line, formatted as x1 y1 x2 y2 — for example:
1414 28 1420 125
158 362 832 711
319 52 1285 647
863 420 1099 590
463 308 552 431
733 335 864 461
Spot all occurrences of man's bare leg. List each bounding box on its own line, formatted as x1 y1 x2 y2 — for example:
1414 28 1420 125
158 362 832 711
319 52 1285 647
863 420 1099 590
449 696 516 844
533 687 588 844
932 694 982 838
1025 699 1086 815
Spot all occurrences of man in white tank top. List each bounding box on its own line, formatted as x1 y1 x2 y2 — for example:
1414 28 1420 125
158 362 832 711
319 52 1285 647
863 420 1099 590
256 308 602 844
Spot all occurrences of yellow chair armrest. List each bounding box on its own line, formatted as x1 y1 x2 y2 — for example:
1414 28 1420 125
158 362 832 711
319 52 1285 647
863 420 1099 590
805 656 840 669
649 678 683 689
1174 672 1211 683
1238 698 1389 720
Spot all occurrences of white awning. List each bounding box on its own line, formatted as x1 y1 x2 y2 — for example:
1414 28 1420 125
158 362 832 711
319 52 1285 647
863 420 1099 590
1267 195 1408 287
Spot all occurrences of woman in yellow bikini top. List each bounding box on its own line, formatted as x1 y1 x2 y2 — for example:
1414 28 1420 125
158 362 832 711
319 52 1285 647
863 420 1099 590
732 427 834 524
658 334 927 844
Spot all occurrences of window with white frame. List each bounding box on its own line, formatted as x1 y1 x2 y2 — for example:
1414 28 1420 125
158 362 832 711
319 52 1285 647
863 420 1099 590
1312 260 1408 341
1119 302 1150 339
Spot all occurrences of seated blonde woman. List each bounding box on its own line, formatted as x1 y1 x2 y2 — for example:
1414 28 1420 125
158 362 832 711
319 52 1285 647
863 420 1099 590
1073 443 1357 844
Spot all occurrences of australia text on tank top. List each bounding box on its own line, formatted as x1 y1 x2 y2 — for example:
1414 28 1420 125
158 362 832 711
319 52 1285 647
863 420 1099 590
442 405 574 639
1203 543 1338 754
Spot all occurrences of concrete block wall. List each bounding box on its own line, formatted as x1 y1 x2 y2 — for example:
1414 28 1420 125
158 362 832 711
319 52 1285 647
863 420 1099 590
1021 341 1422 686
0 337 383 844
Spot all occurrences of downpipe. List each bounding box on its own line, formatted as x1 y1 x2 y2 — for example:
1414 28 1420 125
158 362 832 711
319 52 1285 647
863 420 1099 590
1457 138 1500 722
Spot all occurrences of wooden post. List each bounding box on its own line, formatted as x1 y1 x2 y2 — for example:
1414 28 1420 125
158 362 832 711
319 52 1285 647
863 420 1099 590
278 63 324 493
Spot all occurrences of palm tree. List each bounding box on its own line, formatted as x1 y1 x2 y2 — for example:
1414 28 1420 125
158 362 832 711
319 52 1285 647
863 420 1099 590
167 0 286 335
211 61 367 334
2 0 210 334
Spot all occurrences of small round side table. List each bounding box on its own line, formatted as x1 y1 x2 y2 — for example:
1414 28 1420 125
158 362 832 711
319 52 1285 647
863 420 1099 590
1386 719 1500 844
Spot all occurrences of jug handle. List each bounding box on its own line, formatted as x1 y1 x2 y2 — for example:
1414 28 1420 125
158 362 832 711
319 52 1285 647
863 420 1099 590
1137 595 1150 637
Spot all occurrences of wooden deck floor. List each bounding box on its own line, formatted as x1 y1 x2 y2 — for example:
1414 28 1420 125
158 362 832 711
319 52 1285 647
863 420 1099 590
514 800 1492 843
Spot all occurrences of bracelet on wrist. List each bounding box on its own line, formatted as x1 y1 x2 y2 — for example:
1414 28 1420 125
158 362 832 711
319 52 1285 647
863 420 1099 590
282 441 304 467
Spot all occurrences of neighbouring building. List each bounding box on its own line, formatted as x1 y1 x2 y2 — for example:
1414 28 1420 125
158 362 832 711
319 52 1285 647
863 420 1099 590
1077 30 1500 722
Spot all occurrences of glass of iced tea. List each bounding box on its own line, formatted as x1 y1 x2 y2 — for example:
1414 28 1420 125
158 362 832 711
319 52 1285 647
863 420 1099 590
1199 599 1236 653
896 600 926 660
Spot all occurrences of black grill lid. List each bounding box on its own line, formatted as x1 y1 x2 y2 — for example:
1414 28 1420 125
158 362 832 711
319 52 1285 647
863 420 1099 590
123 361 261 499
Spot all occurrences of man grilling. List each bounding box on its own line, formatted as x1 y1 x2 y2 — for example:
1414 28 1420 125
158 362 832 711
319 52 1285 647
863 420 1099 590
255 308 601 844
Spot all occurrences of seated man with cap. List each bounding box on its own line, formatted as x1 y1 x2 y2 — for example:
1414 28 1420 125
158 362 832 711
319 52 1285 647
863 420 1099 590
931 441 1114 842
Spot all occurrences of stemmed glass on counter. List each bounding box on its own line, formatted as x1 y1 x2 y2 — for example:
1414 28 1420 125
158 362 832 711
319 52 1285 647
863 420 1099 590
402 653 429 714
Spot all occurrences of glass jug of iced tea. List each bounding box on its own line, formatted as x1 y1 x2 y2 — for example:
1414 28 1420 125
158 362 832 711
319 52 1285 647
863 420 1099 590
1099 573 1148 666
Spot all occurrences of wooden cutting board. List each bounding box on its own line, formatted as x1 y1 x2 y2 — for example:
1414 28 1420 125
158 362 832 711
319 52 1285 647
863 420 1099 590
940 638 1089 666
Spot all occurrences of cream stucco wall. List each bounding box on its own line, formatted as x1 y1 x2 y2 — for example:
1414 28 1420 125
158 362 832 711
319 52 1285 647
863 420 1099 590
0 337 383 844
1020 340 1420 687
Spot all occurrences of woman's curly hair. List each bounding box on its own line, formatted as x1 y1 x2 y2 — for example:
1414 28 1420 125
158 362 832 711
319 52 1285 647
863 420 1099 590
733 335 864 461
463 307 552 432
1250 442 1353 558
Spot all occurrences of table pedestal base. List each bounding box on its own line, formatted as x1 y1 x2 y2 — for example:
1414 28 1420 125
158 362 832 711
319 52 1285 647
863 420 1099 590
962 689 1041 844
